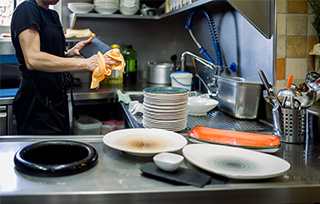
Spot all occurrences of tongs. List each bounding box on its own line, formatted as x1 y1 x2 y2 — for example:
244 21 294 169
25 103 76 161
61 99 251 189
258 70 282 137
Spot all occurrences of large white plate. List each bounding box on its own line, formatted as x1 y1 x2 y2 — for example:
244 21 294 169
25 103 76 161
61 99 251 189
182 144 290 179
103 128 187 156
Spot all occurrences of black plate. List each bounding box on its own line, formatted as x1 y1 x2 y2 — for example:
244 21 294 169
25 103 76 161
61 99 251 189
14 140 98 177
79 38 112 58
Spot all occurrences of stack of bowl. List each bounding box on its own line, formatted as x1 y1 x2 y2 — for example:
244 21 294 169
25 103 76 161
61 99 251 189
119 0 139 15
94 0 119 14
142 87 188 132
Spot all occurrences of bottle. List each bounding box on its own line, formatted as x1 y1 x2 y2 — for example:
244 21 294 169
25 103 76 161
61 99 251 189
122 45 137 84
108 44 123 84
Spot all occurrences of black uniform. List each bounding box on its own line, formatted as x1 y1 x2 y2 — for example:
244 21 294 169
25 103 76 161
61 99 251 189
11 0 70 135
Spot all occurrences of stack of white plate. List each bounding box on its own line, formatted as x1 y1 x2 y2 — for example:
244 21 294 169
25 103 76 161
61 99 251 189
142 87 189 132
94 0 119 14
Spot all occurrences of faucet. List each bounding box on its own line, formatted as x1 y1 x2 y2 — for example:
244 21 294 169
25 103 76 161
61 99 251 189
180 51 223 75
180 51 221 97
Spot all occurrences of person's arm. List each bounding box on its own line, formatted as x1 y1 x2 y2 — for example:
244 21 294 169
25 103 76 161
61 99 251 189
19 25 118 72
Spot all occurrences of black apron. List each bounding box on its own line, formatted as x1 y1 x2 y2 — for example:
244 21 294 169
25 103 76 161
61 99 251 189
14 71 71 135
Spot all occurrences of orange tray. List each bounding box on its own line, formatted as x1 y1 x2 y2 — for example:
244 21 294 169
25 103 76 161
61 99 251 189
188 126 280 149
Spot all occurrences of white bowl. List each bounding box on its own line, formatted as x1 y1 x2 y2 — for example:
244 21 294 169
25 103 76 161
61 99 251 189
187 98 219 116
95 2 119 7
68 3 94 13
94 5 118 14
94 0 118 3
153 152 184 172
119 5 139 15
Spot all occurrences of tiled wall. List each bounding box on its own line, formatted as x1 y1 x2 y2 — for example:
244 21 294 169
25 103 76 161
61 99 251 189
276 0 317 91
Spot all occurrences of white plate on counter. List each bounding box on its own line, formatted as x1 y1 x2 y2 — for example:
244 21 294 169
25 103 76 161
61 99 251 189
182 144 290 179
103 128 187 156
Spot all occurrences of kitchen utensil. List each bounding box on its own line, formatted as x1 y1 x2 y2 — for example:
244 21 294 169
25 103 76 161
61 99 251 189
263 90 275 106
257 70 282 136
153 153 184 172
277 87 302 98
305 71 320 91
296 91 317 109
286 74 294 88
280 108 306 143
182 144 291 179
258 70 281 106
272 101 282 136
147 62 174 84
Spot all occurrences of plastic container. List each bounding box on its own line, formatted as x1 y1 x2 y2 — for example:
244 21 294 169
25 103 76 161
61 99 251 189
73 116 102 135
122 45 137 83
101 121 117 134
170 71 193 90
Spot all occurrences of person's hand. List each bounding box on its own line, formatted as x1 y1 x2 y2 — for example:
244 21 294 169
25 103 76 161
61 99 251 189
66 37 93 57
86 54 120 72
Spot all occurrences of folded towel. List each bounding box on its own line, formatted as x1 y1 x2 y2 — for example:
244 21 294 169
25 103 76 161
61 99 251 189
90 49 125 89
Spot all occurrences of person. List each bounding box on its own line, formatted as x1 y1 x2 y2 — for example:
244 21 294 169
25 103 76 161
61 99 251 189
10 0 119 135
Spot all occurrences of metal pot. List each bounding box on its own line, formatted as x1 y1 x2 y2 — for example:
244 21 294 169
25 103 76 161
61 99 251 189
147 62 174 84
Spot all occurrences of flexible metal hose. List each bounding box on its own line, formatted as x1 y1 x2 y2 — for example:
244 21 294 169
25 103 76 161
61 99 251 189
185 8 223 67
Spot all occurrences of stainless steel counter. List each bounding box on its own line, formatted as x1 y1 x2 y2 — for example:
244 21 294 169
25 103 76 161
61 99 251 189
0 134 320 204
1 84 320 204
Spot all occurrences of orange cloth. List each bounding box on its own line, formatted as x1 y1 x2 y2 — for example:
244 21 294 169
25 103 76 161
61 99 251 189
90 49 125 89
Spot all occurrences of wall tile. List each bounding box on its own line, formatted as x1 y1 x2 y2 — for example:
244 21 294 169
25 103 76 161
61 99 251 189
288 0 308 14
277 58 286 80
286 58 308 80
277 14 286 36
277 36 286 58
287 36 307 58
276 80 286 92
277 0 317 90
287 15 307 35
277 0 287 13
308 15 317 36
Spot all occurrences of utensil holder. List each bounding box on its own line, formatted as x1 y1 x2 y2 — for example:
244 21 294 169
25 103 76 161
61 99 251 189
279 108 306 143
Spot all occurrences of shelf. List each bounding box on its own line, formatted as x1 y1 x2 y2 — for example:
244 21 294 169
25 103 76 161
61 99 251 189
69 0 214 28
68 0 273 38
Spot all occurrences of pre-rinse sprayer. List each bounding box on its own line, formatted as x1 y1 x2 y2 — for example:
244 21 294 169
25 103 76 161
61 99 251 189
182 8 236 75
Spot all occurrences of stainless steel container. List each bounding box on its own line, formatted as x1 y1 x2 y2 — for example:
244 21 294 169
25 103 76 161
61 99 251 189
216 76 262 119
280 108 306 143
147 62 174 84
